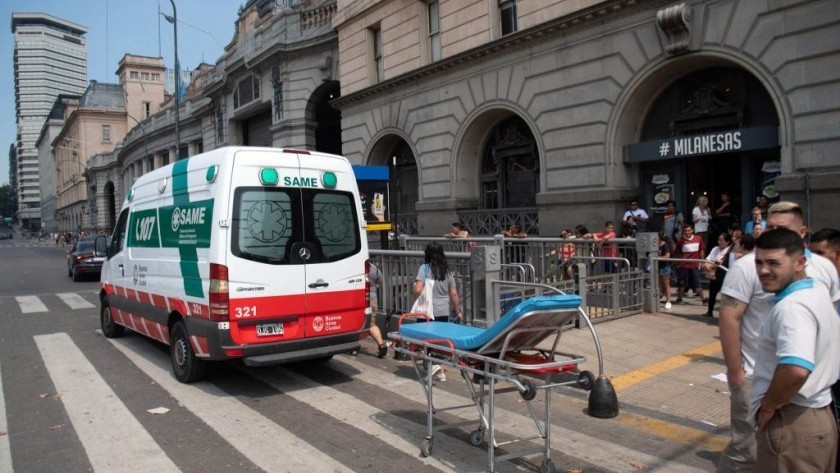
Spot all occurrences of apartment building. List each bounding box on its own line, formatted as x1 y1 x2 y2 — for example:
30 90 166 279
11 12 88 232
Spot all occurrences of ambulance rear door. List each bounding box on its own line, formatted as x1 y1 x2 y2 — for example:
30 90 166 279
226 149 307 345
297 154 367 338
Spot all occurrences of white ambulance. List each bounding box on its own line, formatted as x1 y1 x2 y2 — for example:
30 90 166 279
98 147 370 382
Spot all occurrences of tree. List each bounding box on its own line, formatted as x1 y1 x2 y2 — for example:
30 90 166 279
0 185 13 222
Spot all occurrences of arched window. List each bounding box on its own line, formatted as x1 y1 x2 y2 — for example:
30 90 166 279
480 116 538 209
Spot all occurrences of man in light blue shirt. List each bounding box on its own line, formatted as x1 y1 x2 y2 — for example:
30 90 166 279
750 228 840 472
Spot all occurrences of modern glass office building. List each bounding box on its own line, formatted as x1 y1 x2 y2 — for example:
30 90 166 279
11 12 88 231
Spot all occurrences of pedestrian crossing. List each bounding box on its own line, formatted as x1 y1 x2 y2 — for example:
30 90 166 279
3 291 98 315
0 327 715 473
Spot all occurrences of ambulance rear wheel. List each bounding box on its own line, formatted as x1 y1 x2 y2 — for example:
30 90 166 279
100 303 124 338
171 320 206 383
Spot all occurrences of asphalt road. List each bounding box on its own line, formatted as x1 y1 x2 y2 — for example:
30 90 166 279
0 238 717 473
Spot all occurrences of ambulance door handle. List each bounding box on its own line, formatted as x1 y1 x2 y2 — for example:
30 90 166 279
118 263 124 277
308 280 329 288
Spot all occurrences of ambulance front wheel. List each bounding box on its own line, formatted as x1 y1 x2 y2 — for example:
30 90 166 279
100 303 125 338
171 320 206 383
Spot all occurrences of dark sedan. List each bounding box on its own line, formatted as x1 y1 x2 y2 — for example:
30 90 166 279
67 239 106 281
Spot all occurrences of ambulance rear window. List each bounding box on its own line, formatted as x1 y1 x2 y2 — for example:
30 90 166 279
232 187 361 265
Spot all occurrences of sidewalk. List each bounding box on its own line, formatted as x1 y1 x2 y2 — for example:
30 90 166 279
561 299 730 444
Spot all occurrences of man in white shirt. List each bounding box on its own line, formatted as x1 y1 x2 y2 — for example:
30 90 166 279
622 199 649 232
749 228 839 472
717 201 840 472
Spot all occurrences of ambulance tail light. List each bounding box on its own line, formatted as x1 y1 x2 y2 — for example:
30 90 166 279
364 259 371 309
209 263 230 321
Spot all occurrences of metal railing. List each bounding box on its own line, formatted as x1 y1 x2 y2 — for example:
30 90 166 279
369 249 474 328
397 235 640 282
371 239 645 328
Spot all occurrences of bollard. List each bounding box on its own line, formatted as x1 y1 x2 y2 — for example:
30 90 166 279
588 375 619 418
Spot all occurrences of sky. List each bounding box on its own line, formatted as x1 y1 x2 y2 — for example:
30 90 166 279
0 0 240 187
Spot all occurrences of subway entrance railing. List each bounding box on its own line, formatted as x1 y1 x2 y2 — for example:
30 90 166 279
369 233 655 331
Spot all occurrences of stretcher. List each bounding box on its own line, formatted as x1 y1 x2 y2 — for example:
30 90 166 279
388 294 603 473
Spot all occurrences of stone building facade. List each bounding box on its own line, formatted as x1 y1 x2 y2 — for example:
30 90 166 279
332 0 840 236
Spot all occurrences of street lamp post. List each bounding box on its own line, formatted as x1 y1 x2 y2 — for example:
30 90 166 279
126 114 149 159
165 0 181 157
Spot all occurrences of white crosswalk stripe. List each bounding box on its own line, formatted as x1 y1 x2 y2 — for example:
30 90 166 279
7 292 98 314
0 362 13 473
15 295 48 314
34 333 179 473
56 292 96 309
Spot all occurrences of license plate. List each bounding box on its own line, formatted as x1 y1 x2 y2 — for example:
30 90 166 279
256 322 284 336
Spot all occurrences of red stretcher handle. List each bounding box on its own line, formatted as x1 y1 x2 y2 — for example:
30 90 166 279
397 312 431 329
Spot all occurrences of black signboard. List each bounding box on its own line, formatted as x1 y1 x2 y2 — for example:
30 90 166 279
626 126 779 163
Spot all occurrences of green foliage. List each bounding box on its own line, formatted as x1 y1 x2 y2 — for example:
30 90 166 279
0 185 13 221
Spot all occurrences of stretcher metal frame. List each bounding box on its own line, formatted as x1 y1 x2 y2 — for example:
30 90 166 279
389 303 602 473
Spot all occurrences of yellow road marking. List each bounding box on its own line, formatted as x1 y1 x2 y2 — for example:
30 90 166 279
617 412 728 452
610 341 722 391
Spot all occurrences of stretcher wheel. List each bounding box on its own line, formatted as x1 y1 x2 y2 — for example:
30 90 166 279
520 379 537 401
577 371 596 391
420 439 433 457
469 429 483 447
540 458 556 473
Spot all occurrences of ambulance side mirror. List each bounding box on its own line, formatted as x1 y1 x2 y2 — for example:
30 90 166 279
95 235 109 258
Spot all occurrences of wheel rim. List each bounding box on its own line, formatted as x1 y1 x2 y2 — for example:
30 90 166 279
103 307 112 328
174 337 188 369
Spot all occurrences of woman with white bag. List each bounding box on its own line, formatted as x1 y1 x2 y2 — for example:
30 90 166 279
412 242 463 382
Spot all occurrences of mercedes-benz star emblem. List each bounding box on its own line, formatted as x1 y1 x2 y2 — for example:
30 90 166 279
298 247 311 261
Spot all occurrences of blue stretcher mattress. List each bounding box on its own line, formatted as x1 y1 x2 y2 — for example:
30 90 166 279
398 295 581 351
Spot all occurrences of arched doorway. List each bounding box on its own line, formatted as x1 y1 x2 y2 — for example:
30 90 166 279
452 107 542 235
389 140 418 234
480 116 539 210
307 81 342 155
632 67 780 237
367 133 419 234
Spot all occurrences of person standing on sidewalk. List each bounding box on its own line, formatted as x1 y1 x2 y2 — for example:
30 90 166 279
364 261 388 358
810 228 840 276
622 199 649 233
717 202 840 473
674 223 706 304
703 232 734 318
749 228 840 472
658 230 673 310
412 243 463 382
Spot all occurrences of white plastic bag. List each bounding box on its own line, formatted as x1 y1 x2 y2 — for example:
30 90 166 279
410 264 436 318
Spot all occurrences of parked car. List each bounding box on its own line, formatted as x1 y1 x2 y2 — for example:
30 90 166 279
67 238 106 281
